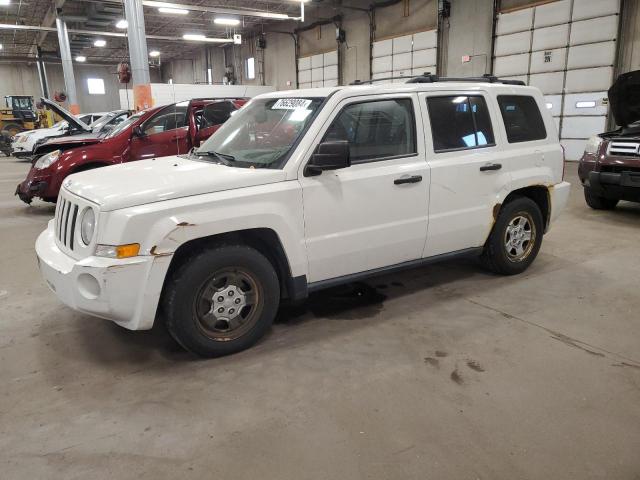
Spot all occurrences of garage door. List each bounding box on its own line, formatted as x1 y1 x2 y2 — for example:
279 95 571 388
371 30 437 84
493 0 620 160
298 50 339 89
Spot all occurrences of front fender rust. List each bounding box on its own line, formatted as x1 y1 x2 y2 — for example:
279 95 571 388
149 220 198 256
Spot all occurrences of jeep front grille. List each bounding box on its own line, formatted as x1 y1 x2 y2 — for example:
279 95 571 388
608 141 640 157
55 196 79 251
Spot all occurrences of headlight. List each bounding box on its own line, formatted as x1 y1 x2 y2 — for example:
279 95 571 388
34 150 61 170
584 136 603 155
80 207 96 245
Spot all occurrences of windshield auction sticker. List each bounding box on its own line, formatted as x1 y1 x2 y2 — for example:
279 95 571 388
272 99 312 110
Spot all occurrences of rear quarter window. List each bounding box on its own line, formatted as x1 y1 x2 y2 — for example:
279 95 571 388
497 95 547 143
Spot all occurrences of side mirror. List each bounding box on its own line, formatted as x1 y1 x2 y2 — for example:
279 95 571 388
305 141 351 177
133 125 145 138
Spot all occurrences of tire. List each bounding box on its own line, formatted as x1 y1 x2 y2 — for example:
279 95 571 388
584 187 618 210
481 196 544 275
162 245 280 357
1 123 23 137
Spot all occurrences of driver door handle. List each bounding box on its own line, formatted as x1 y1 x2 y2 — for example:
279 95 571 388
394 175 423 185
479 163 502 172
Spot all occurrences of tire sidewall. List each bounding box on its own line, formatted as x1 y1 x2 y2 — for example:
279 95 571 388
488 197 544 275
164 245 280 357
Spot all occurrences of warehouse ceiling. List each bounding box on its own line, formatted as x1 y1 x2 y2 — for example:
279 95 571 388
0 0 304 62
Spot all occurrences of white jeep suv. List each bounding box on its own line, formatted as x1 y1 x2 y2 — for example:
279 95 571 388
36 75 571 357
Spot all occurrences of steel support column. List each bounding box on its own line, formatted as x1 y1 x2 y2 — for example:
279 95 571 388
55 17 79 114
124 0 152 110
35 47 50 99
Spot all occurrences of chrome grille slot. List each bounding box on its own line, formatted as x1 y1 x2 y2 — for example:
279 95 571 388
608 141 640 157
55 195 79 251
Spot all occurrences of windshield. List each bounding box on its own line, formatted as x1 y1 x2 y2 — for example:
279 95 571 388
13 97 33 110
105 111 145 138
196 97 324 168
90 113 115 129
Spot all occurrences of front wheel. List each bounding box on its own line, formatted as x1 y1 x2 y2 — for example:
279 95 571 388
584 187 618 210
481 197 544 275
162 245 280 357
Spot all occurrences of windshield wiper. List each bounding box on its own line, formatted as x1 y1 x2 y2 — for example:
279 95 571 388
195 150 236 165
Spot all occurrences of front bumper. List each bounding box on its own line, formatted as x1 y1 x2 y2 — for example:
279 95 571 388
10 143 33 158
36 220 166 330
587 170 640 202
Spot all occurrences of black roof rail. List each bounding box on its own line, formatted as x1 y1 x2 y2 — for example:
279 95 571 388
350 72 526 86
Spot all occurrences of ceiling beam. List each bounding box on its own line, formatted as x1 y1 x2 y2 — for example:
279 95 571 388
29 0 67 56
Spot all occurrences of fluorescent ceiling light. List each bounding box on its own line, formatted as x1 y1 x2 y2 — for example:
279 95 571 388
75 55 86 62
182 33 231 43
0 0 10 6
115 19 128 29
183 33 206 41
576 101 596 108
142 1 292 20
0 44 3 50
214 17 240 26
149 50 160 57
546 103 553 109
93 39 106 47
159 7 188 15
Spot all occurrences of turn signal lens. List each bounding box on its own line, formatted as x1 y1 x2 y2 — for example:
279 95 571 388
95 243 140 259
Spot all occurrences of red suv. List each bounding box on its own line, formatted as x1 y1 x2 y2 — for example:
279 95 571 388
578 71 640 209
16 98 246 204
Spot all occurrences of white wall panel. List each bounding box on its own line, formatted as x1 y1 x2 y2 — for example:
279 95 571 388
565 67 614 92
324 64 339 81
534 0 571 28
530 48 567 73
494 53 530 76
311 81 323 88
496 9 533 35
299 82 312 89
554 116 561 133
298 69 311 83
392 52 412 70
562 116 607 138
567 41 616 69
530 72 565 94
393 70 411 79
532 24 569 51
562 139 588 160
298 57 311 71
311 54 323 69
502 75 528 84
563 92 609 116
372 39 393 58
392 35 413 54
372 55 393 74
311 68 324 82
544 95 563 116
495 31 531 56
323 50 338 66
412 49 437 68
413 30 437 50
570 16 618 45
323 78 339 87
572 0 620 21
412 67 437 76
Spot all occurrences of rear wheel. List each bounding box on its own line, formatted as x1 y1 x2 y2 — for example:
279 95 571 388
584 187 618 210
481 197 544 275
163 245 280 357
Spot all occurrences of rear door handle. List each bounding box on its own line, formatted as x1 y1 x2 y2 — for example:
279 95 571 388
480 163 502 172
394 175 423 185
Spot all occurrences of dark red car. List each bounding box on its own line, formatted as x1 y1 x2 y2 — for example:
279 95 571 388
578 71 640 209
16 97 246 204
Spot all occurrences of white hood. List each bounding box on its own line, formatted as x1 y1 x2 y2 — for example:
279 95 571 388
63 156 287 211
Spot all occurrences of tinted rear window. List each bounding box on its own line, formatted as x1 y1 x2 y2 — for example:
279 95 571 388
497 95 546 143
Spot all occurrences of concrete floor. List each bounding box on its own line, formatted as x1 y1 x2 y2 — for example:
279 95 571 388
1 157 639 479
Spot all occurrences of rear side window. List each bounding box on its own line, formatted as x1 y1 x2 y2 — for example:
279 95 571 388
427 96 495 152
323 98 416 163
497 95 547 143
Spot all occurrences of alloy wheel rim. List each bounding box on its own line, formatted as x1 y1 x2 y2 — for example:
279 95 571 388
503 212 536 262
193 267 263 341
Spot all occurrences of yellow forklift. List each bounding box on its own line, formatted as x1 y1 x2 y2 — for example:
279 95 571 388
1 95 54 156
